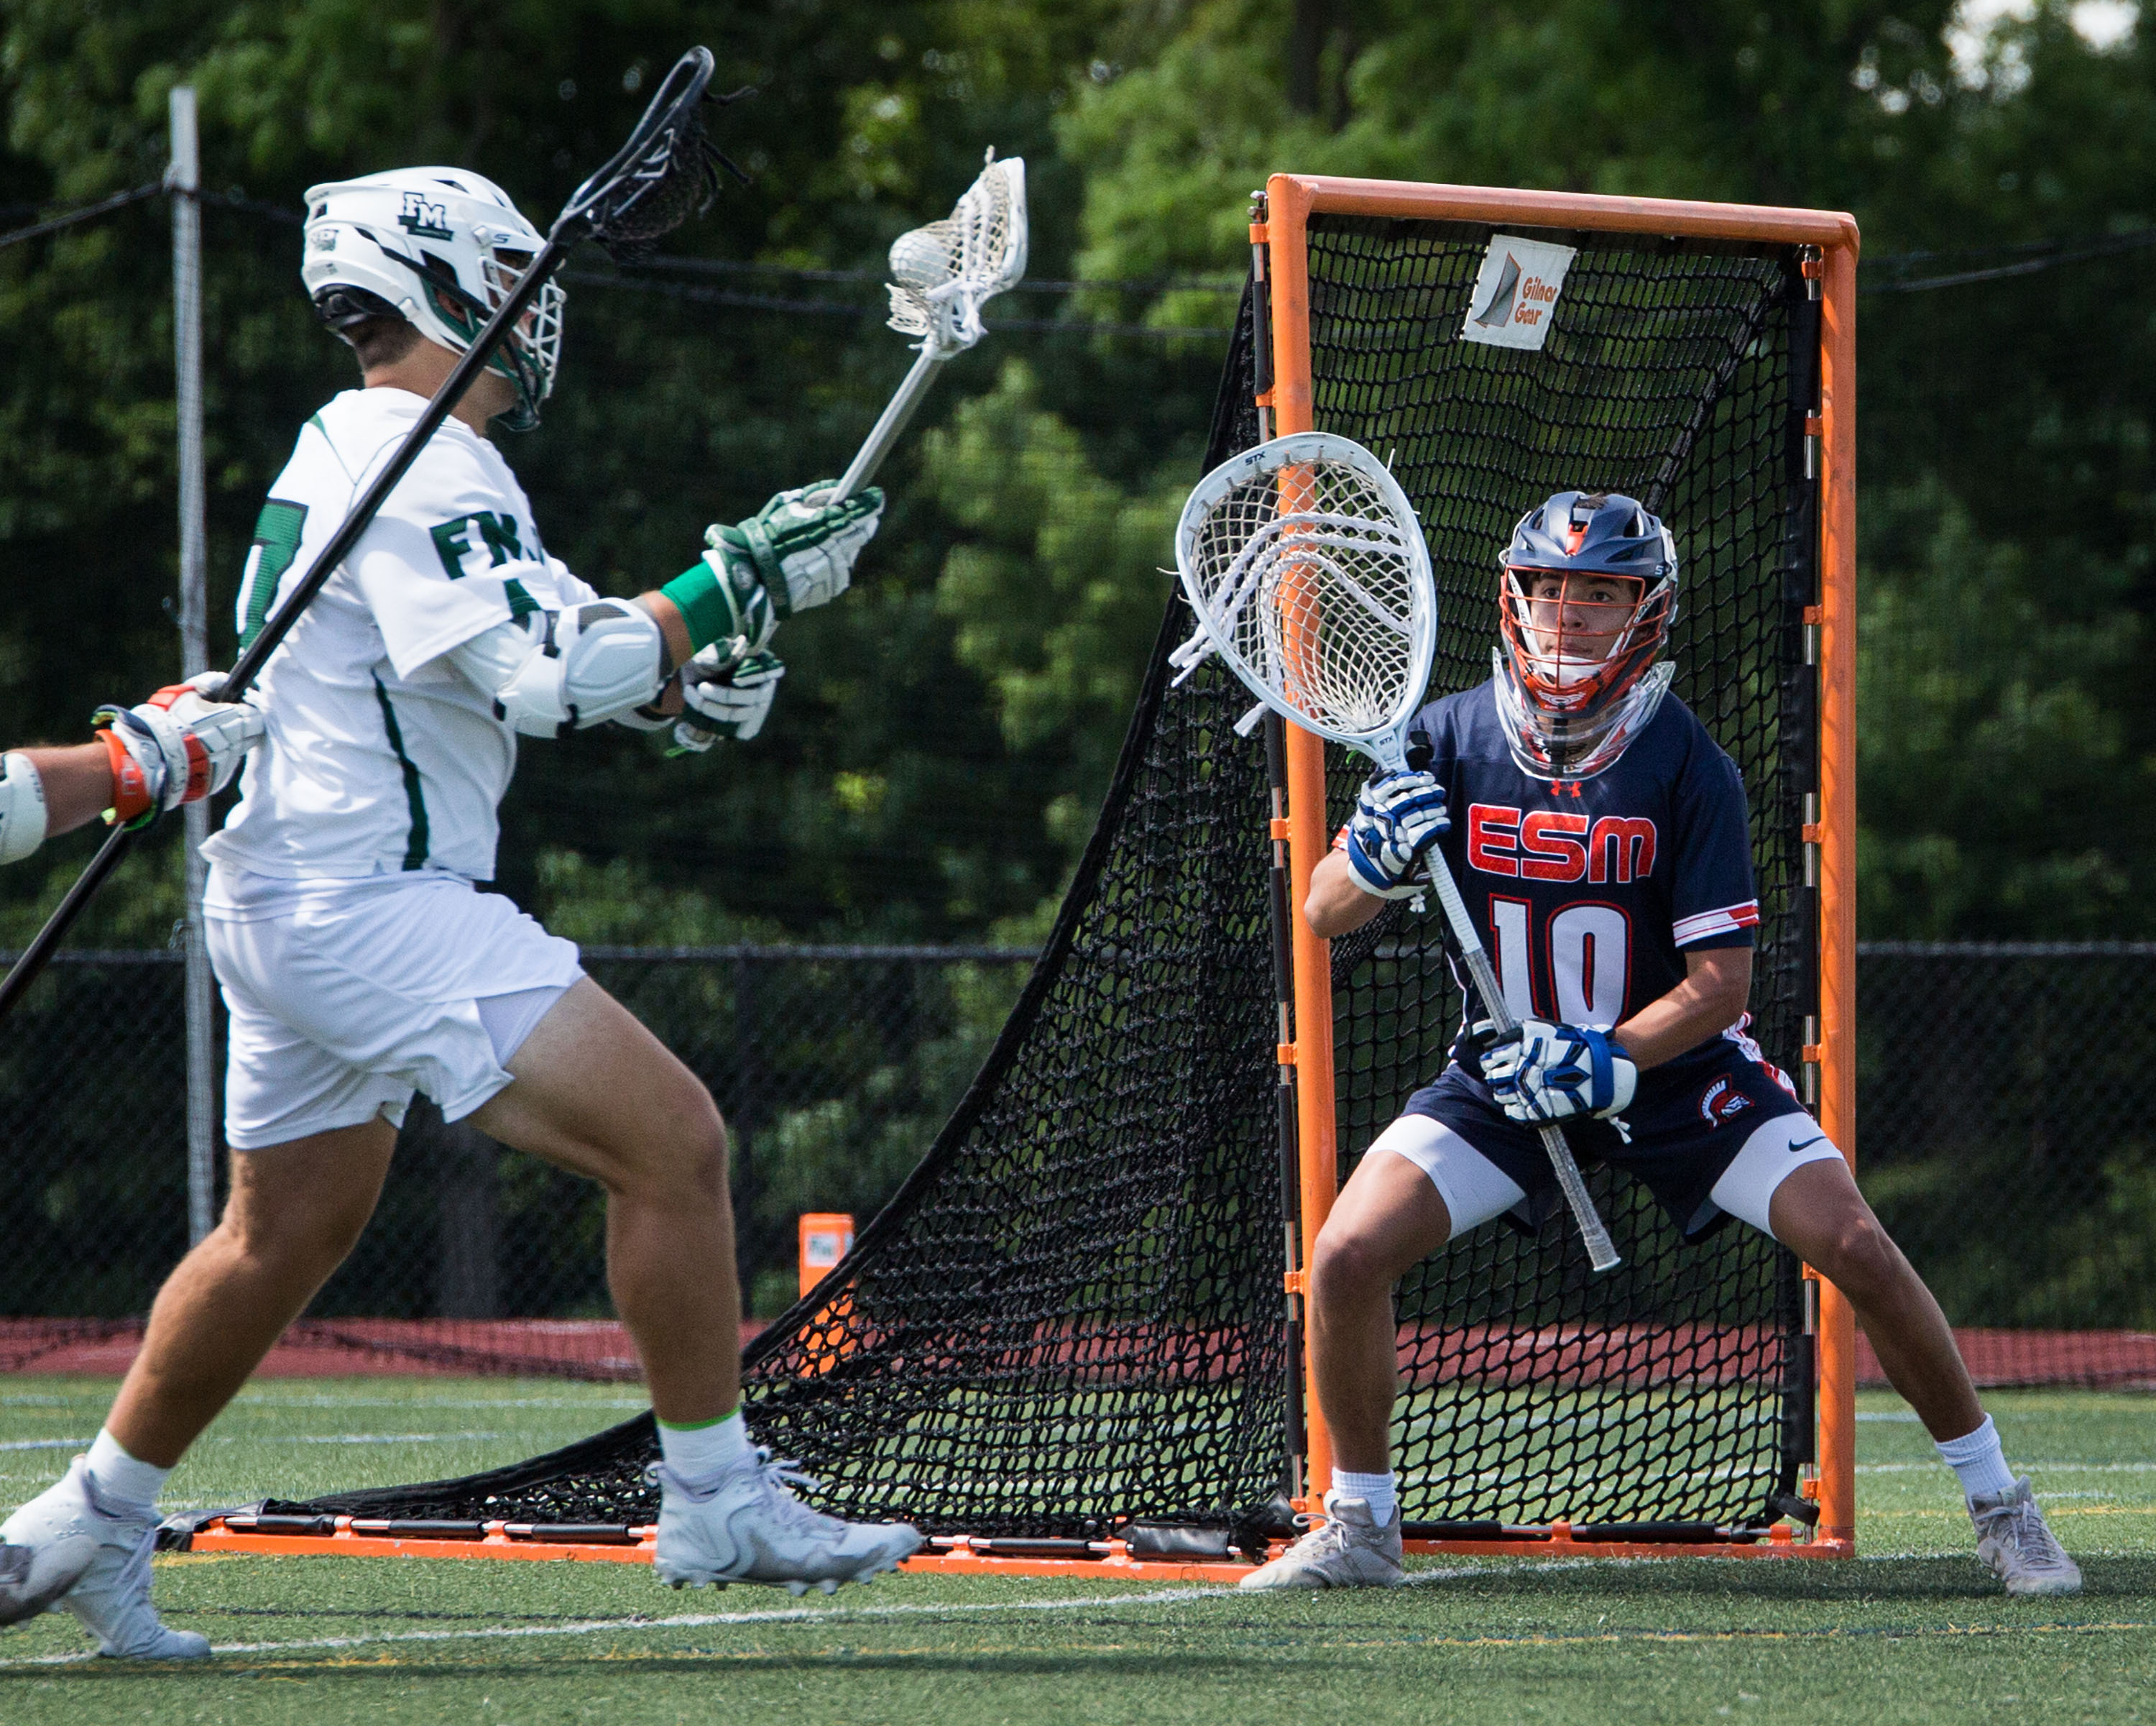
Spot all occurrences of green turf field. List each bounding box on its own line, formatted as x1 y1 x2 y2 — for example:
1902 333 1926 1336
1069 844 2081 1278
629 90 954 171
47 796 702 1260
1 1380 2150 1724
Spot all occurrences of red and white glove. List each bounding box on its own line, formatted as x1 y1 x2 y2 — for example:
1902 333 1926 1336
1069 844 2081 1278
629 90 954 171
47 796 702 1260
93 672 266 827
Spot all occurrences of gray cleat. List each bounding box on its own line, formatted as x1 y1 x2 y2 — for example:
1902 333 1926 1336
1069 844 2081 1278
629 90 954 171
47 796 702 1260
1240 1492 1405 1591
650 1450 921 1592
1970 1477 2082 1598
1 1459 210 1658
0 1534 97 1627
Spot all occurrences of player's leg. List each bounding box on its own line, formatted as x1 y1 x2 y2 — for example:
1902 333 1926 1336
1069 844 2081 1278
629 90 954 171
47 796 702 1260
1713 1121 2081 1597
104 1121 397 1464
466 977 921 1592
1307 1142 1457 1478
1 1120 395 1657
1245 1110 1530 1590
467 979 740 1420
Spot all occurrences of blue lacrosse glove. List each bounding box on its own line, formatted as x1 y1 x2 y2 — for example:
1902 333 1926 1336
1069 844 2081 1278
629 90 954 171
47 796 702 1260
1473 1017 1638 1126
1345 768 1450 899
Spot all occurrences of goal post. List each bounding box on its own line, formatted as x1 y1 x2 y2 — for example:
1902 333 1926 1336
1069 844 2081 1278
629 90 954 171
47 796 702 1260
173 172 1861 1576
1258 174 1858 1556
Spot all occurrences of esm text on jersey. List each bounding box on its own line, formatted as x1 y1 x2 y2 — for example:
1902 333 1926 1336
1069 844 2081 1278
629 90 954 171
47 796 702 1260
1465 803 1658 885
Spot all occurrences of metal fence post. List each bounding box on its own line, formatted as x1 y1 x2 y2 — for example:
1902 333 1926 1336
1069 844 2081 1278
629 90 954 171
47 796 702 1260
170 86 216 1245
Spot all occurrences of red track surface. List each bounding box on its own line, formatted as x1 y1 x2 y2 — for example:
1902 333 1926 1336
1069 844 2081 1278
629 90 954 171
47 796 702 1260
5 1318 2152 1387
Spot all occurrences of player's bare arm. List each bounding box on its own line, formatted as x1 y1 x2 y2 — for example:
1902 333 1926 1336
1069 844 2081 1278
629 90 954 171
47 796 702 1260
1608 945 1750 1070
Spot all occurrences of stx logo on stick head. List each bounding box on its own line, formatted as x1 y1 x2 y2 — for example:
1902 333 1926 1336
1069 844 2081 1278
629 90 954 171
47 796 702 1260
1466 804 1657 883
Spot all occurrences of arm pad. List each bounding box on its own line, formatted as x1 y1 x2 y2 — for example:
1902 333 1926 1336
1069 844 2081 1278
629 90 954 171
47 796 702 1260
0 752 48 865
473 602 671 739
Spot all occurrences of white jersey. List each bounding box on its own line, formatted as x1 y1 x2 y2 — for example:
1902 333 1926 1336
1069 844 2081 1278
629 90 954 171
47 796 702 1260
203 387 597 883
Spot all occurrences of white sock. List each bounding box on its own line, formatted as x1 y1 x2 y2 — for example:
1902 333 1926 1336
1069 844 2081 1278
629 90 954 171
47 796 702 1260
1935 1413 2017 1500
85 1429 170 1515
656 1409 752 1479
1332 1467 1397 1525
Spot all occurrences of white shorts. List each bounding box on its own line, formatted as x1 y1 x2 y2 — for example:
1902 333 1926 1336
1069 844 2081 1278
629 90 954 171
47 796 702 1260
1370 1109 1846 1242
206 866 584 1149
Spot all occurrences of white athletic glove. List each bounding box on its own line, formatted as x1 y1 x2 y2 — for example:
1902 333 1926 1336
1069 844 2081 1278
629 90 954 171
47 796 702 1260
92 671 265 829
1345 768 1450 899
673 647 786 751
1473 1017 1637 1126
713 481 885 619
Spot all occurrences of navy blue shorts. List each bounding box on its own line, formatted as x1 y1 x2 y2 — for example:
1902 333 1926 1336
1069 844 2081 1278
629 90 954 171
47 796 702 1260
1404 1035 1810 1243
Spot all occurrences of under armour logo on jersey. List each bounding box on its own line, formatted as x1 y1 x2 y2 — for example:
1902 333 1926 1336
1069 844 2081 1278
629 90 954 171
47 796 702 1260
1698 1078 1754 1128
397 193 453 239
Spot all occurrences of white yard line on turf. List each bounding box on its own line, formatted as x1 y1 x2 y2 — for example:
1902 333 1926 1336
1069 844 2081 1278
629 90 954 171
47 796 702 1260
0 1438 91 1451
0 1564 1572 1669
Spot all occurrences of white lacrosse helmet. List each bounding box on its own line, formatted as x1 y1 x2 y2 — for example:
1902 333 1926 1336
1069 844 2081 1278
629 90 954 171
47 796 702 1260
300 167 563 431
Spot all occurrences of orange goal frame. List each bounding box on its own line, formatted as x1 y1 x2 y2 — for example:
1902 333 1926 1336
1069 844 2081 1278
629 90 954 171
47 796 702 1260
1260 175 1858 1560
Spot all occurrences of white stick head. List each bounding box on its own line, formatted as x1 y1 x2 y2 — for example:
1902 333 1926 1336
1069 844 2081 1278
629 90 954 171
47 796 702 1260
884 150 1028 355
1173 432 1438 767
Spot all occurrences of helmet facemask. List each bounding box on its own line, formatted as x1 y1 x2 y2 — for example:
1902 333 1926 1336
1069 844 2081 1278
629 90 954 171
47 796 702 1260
1492 492 1681 781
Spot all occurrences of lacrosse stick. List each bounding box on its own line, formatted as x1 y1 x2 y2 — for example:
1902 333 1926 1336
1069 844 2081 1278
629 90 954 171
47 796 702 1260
0 47 744 1024
819 149 1026 502
1170 431 1623 1272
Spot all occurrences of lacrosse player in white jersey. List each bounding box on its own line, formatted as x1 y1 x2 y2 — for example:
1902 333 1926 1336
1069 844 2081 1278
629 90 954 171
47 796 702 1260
1 167 918 1659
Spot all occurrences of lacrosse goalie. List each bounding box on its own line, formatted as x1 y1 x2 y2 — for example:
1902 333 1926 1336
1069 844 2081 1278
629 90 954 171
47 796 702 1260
0 166 915 1659
1242 490 2081 1599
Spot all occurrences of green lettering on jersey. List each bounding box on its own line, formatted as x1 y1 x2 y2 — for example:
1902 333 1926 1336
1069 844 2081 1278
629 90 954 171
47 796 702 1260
430 518 477 579
431 511 528 580
474 511 525 564
239 500 309 651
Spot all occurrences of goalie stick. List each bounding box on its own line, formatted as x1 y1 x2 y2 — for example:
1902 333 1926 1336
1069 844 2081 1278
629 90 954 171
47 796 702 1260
1170 431 1623 1272
0 47 742 1025
817 148 1027 502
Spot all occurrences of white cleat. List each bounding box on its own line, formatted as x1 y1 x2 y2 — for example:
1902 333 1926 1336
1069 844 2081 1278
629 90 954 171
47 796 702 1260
0 1459 211 1658
650 1450 922 1593
1240 1492 1405 1591
1970 1477 2083 1597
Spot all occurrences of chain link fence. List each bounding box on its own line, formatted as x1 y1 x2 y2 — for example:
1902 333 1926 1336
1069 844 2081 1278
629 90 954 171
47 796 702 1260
0 944 1031 1332
3 942 2152 1341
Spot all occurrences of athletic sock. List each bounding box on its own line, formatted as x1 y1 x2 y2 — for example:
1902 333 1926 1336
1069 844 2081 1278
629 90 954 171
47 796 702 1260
656 1408 752 1479
85 1428 170 1516
1935 1413 2017 1500
1332 1468 1398 1525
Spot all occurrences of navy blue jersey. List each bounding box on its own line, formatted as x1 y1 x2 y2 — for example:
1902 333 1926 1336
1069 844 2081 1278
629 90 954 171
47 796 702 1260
1340 679 1760 1094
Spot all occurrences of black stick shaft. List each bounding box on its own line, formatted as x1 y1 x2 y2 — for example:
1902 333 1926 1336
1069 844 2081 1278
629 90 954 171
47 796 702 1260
0 823 134 1016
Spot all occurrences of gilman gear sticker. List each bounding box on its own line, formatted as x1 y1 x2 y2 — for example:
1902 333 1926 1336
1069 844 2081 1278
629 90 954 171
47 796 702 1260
1462 234 1577 351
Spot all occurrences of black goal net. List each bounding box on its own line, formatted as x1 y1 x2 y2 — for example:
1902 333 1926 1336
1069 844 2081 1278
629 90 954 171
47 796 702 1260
255 211 1819 1546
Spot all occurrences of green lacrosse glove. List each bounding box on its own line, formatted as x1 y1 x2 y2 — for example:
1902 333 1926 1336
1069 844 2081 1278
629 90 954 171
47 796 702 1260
671 647 786 753
724 482 884 618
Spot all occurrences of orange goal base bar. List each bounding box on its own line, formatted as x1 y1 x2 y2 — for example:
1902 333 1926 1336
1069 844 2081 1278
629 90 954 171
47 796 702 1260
176 1513 1848 1576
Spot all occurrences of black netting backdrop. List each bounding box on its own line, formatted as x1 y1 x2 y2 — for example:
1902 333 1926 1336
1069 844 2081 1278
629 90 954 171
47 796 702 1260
277 214 1825 1541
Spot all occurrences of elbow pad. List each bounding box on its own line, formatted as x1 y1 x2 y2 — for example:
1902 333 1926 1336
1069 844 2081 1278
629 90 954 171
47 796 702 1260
491 601 670 738
0 751 49 865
